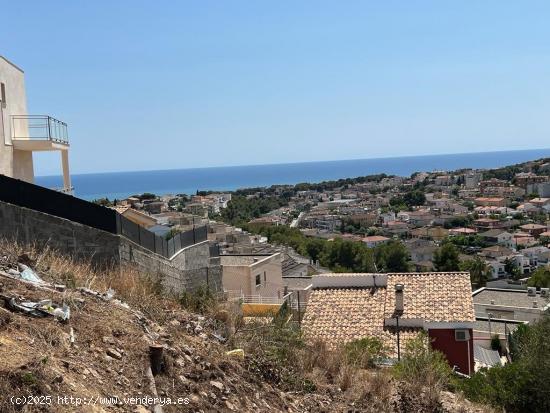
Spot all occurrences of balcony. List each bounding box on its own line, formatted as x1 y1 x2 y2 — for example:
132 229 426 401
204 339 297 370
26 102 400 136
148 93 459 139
11 115 69 151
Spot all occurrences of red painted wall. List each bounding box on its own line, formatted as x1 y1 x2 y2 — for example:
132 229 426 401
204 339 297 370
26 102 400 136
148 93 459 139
428 329 474 375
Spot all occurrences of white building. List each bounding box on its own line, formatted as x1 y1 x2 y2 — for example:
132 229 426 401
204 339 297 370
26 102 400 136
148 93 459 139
0 56 71 193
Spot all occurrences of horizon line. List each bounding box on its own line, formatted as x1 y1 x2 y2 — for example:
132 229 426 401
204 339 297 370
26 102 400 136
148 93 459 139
37 147 550 178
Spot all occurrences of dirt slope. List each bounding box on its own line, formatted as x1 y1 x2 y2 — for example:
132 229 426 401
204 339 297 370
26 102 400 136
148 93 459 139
0 251 491 413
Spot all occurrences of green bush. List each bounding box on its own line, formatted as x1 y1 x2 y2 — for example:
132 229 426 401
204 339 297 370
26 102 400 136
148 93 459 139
459 316 550 413
393 332 452 389
344 337 388 368
179 285 217 314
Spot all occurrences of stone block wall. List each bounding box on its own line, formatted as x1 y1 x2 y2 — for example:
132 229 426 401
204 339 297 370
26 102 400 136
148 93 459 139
0 200 120 264
0 200 222 294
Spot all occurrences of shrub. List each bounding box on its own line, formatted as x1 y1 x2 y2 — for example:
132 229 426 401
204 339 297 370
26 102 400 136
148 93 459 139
393 332 452 389
344 337 388 368
179 285 218 314
458 316 550 413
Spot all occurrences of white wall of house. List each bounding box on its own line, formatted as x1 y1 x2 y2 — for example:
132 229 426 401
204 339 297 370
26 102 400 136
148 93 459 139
221 254 284 298
0 56 29 179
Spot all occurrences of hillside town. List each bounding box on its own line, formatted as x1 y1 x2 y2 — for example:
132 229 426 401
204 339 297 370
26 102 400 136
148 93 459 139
106 158 550 288
2 46 550 412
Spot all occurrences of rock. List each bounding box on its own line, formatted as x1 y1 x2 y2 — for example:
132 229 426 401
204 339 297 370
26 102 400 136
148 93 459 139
169 319 180 327
210 380 224 391
106 348 122 360
225 400 237 411
53 375 63 384
89 368 100 378
102 336 115 345
134 406 149 413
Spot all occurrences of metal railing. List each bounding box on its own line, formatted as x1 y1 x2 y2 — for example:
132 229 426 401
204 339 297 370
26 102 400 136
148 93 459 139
224 290 286 304
11 115 69 144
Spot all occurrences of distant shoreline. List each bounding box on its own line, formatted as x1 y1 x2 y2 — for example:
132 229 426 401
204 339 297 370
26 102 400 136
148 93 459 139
36 148 550 201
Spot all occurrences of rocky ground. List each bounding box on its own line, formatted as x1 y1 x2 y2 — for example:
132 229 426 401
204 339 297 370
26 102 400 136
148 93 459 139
0 249 492 413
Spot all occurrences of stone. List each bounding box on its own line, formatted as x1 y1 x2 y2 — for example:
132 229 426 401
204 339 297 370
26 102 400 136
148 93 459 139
225 400 237 411
210 380 224 391
106 348 122 360
102 336 115 345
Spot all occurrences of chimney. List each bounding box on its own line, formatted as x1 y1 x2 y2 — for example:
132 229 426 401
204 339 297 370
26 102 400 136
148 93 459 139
395 284 404 314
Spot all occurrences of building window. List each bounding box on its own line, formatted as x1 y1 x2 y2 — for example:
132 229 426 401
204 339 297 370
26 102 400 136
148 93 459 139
255 274 261 287
455 329 470 341
0 83 5 107
264 271 267 282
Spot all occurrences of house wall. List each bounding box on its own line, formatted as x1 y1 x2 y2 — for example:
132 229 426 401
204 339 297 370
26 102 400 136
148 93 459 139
429 328 474 376
12 149 34 183
474 303 544 323
222 264 252 294
0 57 29 178
249 255 284 298
222 254 284 298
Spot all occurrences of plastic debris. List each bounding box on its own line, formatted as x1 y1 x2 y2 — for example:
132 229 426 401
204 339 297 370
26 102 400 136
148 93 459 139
18 264 44 283
211 332 227 343
4 296 70 321
104 288 115 300
225 349 244 358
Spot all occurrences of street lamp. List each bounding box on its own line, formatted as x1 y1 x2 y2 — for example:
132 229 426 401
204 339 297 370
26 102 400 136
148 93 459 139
395 284 405 361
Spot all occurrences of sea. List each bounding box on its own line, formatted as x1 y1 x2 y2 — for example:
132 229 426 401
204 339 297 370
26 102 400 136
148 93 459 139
36 149 550 201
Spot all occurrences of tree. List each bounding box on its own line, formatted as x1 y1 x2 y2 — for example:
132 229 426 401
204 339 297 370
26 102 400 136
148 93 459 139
504 257 521 279
527 267 550 288
433 242 460 271
461 256 491 288
374 240 409 272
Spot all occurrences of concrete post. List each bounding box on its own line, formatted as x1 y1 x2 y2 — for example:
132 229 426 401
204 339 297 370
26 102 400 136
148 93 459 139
61 149 71 192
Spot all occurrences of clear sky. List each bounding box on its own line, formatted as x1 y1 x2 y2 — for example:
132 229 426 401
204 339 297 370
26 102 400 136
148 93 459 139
2 1 549 176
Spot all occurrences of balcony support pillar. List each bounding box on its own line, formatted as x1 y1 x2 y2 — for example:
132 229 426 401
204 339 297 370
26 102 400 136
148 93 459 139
61 149 71 192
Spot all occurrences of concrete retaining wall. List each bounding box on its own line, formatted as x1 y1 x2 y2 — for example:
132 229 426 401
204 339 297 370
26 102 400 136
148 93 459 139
0 200 221 294
0 199 120 264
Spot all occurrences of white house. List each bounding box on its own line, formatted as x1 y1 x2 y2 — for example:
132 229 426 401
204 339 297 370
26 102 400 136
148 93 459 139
0 56 72 193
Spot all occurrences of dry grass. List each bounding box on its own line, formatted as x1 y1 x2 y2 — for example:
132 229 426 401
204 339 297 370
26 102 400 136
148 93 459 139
0 239 177 322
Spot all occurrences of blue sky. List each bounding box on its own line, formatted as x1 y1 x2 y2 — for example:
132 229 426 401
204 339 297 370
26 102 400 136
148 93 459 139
2 1 549 176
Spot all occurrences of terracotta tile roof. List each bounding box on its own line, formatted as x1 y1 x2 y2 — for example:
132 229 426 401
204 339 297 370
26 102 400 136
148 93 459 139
385 273 475 322
301 287 420 356
302 272 475 354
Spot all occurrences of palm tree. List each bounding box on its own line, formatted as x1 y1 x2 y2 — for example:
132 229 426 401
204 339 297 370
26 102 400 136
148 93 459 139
469 256 491 289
